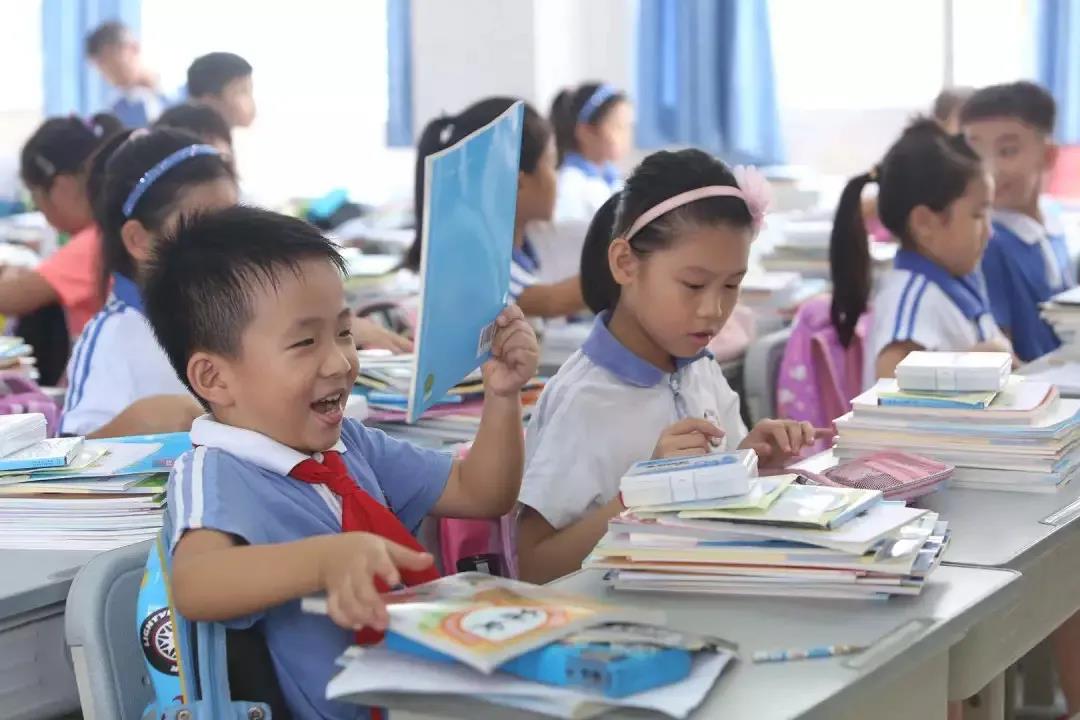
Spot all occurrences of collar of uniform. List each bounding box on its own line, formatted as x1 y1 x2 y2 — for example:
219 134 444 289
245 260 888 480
893 248 988 321
562 152 620 189
581 311 711 388
190 414 347 475
111 273 145 313
993 200 1065 245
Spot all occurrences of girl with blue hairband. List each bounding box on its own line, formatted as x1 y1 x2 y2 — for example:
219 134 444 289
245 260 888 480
549 82 634 223
60 127 238 438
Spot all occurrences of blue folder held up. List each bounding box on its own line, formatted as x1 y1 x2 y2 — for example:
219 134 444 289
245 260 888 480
408 102 524 423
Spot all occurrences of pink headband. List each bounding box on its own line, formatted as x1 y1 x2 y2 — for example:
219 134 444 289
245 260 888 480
623 165 772 242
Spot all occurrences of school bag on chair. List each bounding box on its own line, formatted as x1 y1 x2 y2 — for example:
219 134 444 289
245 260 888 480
776 295 871 453
137 512 287 720
0 371 61 436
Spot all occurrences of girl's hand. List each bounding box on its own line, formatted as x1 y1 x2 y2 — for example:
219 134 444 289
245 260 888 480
352 316 413 354
482 304 539 397
652 418 725 459
318 533 434 631
738 419 824 468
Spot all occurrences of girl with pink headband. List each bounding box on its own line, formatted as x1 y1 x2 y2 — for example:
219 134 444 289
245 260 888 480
516 148 820 583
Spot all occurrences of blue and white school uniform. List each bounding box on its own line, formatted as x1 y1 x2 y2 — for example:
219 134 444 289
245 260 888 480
168 415 452 720
509 237 542 301
111 87 169 128
553 153 621 223
60 274 188 436
520 312 746 531
869 249 1009 382
981 203 1074 362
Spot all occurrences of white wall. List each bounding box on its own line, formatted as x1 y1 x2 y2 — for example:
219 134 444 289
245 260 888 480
410 0 635 132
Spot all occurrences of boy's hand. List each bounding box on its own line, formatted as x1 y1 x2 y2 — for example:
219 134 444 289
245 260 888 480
738 419 825 468
652 418 725 459
318 533 434 632
352 316 413 354
482 304 539 398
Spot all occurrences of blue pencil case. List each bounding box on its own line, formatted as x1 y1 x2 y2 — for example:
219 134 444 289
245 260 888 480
384 631 692 698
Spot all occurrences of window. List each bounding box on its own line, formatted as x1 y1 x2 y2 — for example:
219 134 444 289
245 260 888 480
0 0 44 202
768 0 1031 175
141 0 412 203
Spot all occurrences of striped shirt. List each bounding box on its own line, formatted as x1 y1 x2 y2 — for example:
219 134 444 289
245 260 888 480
509 238 541 301
60 273 187 436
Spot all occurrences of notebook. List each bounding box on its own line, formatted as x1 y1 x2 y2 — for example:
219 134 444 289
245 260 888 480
408 103 525 423
895 351 1011 393
0 437 83 471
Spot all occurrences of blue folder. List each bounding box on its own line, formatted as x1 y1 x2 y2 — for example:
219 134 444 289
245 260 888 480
408 103 524 423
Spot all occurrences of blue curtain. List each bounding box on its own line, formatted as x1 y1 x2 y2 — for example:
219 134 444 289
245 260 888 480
1035 0 1080 144
387 0 414 146
42 0 141 117
636 0 784 165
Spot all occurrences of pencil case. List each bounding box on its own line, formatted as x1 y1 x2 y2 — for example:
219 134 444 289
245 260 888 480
797 451 953 502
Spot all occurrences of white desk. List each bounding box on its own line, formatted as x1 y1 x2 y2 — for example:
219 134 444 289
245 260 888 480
919 483 1080 706
355 565 1018 720
1 549 99 720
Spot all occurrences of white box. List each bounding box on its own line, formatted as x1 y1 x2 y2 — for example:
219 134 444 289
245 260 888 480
619 450 757 508
895 351 1011 393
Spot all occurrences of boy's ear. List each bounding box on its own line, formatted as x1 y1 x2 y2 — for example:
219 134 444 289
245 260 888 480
120 218 154 264
608 236 640 287
908 204 940 245
187 352 234 410
1045 141 1060 171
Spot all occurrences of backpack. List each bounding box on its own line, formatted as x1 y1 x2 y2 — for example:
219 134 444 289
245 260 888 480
0 372 60 436
776 295 871 453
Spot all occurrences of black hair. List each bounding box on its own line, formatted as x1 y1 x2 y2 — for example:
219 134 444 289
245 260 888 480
154 102 232 149
85 21 129 57
959 81 1056 135
829 118 983 347
549 82 627 166
20 114 123 190
187 52 253 98
144 205 347 406
932 86 974 124
402 97 552 272
580 149 752 313
90 127 237 293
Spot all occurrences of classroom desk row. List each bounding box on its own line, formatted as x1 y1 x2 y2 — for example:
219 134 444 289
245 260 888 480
6 471 1080 720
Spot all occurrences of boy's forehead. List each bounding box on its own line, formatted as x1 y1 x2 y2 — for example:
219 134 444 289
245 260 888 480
251 258 346 312
964 116 1046 142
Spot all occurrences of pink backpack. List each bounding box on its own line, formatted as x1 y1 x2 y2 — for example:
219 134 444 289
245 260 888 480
0 373 60 437
777 296 871 452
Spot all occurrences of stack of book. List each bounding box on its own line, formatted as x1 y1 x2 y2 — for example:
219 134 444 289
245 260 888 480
1041 286 1080 347
0 418 189 550
306 573 734 718
587 467 948 600
759 219 897 279
835 376 1078 494
354 353 545 446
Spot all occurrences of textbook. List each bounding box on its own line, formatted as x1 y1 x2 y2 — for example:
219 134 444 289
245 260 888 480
304 572 660 674
895 351 1011 393
0 436 83 472
408 102 524 423
676 483 880 530
0 413 47 459
619 451 757 508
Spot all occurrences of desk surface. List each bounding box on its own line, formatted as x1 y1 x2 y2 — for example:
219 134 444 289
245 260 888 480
358 565 1017 720
0 549 99 621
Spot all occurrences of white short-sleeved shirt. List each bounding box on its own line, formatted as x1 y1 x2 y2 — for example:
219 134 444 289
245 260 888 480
868 249 1008 383
61 274 188 436
520 312 747 530
553 153 621 223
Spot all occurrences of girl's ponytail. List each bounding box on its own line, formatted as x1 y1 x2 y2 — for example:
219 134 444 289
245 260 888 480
829 170 876 348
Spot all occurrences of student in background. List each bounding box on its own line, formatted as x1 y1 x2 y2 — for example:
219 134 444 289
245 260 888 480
549 83 633 223
516 150 817 584
831 119 1009 381
143 205 537 720
931 86 974 135
85 22 168 127
403 97 585 319
186 52 256 130
6 114 122 338
60 128 238 438
154 102 234 157
960 81 1071 363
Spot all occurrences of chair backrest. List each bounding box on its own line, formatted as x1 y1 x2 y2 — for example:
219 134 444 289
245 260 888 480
65 540 156 720
777 295 871 450
742 326 793 425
